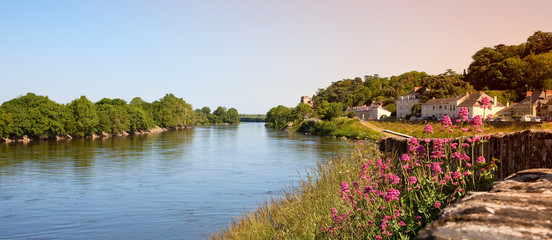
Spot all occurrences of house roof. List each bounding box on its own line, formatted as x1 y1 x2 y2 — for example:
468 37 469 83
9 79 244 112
516 91 551 106
457 92 506 108
496 103 518 114
424 96 464 105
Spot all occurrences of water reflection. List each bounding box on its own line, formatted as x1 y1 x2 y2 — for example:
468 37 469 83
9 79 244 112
0 123 347 239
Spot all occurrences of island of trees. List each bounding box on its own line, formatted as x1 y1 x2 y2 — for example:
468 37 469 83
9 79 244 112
266 31 552 131
0 93 239 141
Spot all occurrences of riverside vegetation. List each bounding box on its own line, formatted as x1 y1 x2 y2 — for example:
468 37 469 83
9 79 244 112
212 103 498 239
265 31 552 131
0 93 239 141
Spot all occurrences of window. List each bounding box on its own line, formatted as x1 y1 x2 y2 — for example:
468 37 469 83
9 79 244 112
444 105 447 110
439 106 442 110
433 106 435 110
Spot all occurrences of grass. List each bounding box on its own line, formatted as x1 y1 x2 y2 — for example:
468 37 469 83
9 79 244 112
296 117 385 140
209 121 497 239
371 121 552 138
209 144 384 239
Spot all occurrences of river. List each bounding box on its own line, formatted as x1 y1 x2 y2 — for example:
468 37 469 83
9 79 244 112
0 123 349 239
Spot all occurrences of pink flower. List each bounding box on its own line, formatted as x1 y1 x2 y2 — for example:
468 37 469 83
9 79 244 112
384 188 400 202
471 115 483 128
340 182 350 192
401 154 410 162
453 171 462 179
441 115 453 128
423 124 434 134
431 162 442 174
409 176 418 185
399 221 406 226
459 107 469 121
464 171 471 176
480 97 492 109
434 202 441 208
476 156 486 164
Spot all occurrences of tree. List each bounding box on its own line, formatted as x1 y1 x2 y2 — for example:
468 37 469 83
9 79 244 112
67 96 98 136
292 103 314 121
225 108 239 124
317 100 344 120
152 94 195 128
213 106 227 123
1 93 69 137
0 107 13 138
266 105 293 129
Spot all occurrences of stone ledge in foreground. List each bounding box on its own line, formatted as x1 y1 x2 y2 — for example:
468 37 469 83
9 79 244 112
416 168 552 240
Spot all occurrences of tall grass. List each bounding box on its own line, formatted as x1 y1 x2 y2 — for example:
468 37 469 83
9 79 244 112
209 144 383 239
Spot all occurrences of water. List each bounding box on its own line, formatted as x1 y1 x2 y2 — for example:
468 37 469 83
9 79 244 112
0 123 349 239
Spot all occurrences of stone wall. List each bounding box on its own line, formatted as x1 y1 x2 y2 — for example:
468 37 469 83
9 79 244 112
379 129 552 180
416 168 552 240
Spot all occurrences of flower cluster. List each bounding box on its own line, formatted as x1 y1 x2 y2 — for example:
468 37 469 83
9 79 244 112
323 108 498 239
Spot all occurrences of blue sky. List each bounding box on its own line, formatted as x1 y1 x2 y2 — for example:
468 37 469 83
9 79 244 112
1 0 552 113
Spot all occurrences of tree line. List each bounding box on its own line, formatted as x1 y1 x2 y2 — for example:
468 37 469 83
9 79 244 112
266 30 552 126
0 93 239 139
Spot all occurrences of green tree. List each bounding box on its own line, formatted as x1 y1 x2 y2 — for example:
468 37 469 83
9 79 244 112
225 108 239 124
152 94 195 128
213 106 227 123
67 96 98 136
1 93 68 137
292 103 314 121
317 100 344 120
266 105 293 129
0 107 13 138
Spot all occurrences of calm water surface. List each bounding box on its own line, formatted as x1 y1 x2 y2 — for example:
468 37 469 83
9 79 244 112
0 123 349 239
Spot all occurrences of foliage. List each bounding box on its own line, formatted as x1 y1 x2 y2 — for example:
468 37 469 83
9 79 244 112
1 93 69 137
212 108 498 239
417 74 474 102
266 105 294 129
95 98 131 134
465 31 552 101
0 93 239 139
152 94 195 128
67 96 98 136
317 101 345 121
196 106 240 125
300 118 383 140
0 107 13 138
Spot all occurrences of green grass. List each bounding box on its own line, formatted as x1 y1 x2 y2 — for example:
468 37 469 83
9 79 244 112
297 117 385 140
371 121 552 138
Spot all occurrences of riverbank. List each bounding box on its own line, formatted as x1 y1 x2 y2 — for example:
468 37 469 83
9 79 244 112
0 125 193 144
292 117 385 140
211 116 505 238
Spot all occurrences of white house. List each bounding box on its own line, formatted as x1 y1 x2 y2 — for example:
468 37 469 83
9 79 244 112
421 92 505 119
346 104 391 121
396 87 424 119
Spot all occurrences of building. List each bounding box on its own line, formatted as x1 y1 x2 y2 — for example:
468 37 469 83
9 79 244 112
300 96 314 107
421 92 505 119
345 103 391 121
513 90 552 117
396 87 424 119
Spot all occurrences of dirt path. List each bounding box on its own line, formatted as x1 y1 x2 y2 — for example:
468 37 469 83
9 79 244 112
360 121 395 137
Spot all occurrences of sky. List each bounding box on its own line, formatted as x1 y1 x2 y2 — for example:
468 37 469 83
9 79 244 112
1 0 551 113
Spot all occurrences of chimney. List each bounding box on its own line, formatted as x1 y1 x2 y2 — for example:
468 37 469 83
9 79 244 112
465 92 469 97
494 96 497 106
546 89 552 97
527 91 533 97
507 102 510 107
